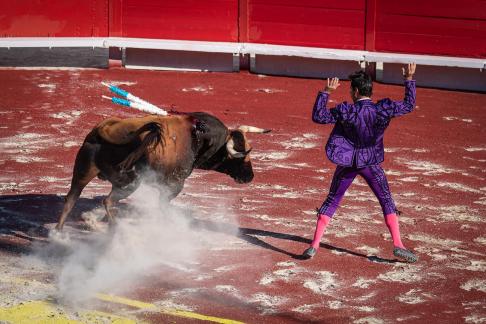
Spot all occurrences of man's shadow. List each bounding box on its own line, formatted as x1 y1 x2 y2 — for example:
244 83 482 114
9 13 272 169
189 217 398 263
0 194 398 263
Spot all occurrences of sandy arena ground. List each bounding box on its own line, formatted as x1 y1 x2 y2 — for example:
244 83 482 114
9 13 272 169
0 67 485 323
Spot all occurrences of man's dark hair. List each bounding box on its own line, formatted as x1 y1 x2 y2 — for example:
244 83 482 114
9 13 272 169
349 70 373 97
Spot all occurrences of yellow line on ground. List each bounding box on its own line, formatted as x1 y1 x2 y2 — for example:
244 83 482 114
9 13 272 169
96 293 246 324
95 293 157 310
0 300 137 324
2 276 245 324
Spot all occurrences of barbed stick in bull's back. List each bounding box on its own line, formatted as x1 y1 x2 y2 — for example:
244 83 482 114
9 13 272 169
303 63 418 263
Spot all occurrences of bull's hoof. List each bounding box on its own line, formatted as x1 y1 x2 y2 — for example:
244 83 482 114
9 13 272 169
302 247 317 259
393 247 418 263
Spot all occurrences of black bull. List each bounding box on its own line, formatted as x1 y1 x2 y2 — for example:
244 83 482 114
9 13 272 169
56 112 270 230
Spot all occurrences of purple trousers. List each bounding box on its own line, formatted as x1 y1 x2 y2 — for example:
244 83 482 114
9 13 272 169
319 164 397 217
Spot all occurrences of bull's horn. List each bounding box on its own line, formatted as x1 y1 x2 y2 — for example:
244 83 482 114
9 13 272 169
226 138 246 158
238 125 271 133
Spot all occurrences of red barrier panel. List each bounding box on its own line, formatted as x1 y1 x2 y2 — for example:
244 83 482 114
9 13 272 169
0 0 108 37
1 0 484 59
120 0 239 42
372 0 486 58
245 0 366 50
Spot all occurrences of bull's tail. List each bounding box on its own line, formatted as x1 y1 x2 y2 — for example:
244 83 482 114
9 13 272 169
117 122 163 172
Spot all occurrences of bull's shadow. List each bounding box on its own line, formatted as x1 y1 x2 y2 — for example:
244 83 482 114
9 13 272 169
0 193 397 263
0 194 105 253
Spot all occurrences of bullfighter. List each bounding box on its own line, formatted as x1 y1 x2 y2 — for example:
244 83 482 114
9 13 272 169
303 63 418 263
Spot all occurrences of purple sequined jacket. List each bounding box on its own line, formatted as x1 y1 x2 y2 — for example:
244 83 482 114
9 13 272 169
312 80 416 167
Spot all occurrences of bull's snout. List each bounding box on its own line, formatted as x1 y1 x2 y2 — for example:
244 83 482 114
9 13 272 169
234 172 254 184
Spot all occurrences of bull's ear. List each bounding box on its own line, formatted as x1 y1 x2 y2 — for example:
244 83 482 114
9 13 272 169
238 125 271 134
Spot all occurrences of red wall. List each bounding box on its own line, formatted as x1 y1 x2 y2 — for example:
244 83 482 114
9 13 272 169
243 0 366 50
120 0 239 42
0 0 108 37
1 0 485 58
370 0 486 58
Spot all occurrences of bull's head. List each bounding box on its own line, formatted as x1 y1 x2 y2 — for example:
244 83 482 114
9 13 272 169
214 125 271 183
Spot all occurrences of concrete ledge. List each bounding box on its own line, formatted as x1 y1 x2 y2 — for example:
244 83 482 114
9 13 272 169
380 63 486 92
124 48 239 72
0 47 108 68
249 54 362 79
366 52 485 70
0 37 484 91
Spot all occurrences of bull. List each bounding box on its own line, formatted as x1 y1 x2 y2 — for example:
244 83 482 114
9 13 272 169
55 112 270 230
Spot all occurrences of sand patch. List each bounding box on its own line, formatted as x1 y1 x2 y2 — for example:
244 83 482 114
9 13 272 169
250 293 288 315
271 191 301 199
464 314 486 323
407 233 462 247
259 267 302 285
327 300 344 309
14 156 49 163
473 197 486 206
280 135 318 150
356 246 381 255
449 260 486 272
182 86 213 93
252 151 290 161
0 133 53 155
255 88 286 94
435 182 482 194
465 147 486 152
107 81 137 87
215 285 239 294
356 306 376 312
303 271 339 294
396 289 434 304
50 110 83 125
443 116 472 123
377 265 423 283
38 83 57 93
398 176 419 182
396 158 457 176
352 278 378 289
426 205 484 224
473 236 486 245
460 279 486 293
353 317 384 324
63 141 79 148
292 304 320 314
414 246 448 262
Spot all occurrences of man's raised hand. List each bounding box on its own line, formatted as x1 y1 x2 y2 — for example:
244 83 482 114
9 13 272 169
325 77 340 93
402 63 416 81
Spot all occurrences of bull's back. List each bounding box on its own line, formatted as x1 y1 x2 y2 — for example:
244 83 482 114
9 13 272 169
146 115 196 176
90 114 196 177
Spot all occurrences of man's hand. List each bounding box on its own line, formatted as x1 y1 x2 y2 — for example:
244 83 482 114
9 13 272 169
402 63 416 81
325 77 340 93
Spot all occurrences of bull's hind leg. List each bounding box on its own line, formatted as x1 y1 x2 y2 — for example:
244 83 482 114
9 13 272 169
55 160 99 231
103 178 141 225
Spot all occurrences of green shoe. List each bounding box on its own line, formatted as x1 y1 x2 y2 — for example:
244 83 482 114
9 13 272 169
393 247 418 263
302 247 317 259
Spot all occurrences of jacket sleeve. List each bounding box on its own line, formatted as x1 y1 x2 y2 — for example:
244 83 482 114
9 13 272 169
311 91 340 124
378 80 416 118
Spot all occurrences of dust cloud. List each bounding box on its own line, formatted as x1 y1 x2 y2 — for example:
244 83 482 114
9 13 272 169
30 176 239 305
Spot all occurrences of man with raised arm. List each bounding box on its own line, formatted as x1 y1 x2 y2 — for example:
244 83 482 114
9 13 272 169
303 63 418 263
